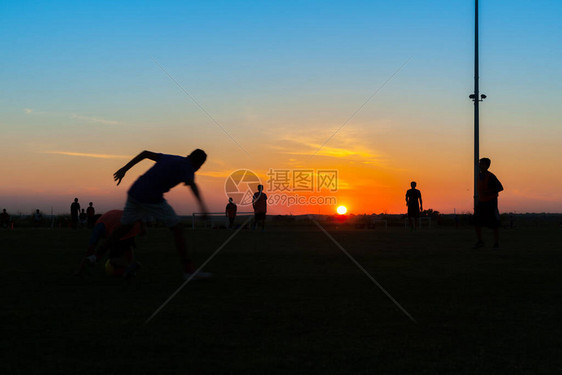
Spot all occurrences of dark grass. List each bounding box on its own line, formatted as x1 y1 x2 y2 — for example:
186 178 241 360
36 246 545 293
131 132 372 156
1 224 561 374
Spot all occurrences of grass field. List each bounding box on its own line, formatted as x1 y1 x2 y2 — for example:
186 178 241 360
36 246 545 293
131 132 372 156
1 223 561 374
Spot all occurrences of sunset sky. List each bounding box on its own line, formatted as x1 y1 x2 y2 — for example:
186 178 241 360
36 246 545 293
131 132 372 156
1 0 561 216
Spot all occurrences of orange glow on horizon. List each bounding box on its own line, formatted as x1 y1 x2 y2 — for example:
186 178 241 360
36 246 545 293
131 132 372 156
2 136 561 215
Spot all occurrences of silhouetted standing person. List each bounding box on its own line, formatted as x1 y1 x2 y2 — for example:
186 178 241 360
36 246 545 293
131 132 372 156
405 181 423 230
86 202 96 228
252 184 267 231
33 209 43 227
70 198 80 229
474 157 503 249
225 197 237 229
0 209 10 228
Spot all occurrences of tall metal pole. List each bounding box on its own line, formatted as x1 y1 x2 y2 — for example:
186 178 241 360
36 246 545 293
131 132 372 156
473 0 480 211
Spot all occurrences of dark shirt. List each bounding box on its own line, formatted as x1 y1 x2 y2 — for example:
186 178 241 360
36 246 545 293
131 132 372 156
478 171 503 202
406 189 421 209
128 154 195 203
226 203 237 218
252 192 267 214
71 202 80 217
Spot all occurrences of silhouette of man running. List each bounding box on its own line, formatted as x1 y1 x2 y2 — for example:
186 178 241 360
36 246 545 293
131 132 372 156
85 149 211 280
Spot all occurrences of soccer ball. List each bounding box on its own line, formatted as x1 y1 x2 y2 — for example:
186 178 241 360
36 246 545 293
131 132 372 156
105 259 126 276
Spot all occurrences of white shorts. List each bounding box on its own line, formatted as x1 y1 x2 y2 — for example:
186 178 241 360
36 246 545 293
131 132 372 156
121 195 180 228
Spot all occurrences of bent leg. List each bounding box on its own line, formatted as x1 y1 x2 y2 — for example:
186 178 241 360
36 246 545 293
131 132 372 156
171 223 195 273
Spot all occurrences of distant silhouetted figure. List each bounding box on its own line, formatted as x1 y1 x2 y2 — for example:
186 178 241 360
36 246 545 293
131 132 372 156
0 209 10 228
405 181 423 230
252 184 267 231
86 202 96 228
70 198 80 229
225 197 237 229
33 209 43 227
85 149 211 280
474 158 504 249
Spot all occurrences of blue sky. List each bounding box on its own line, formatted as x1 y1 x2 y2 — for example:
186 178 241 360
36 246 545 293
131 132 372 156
3 0 558 116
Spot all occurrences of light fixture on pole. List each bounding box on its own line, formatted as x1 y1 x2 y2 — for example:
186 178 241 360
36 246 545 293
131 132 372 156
471 0 487 211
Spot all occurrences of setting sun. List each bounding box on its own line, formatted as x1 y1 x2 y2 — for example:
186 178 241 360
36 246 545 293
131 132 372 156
336 205 347 215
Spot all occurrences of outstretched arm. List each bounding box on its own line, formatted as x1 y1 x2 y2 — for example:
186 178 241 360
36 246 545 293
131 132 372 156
189 182 209 218
114 151 160 185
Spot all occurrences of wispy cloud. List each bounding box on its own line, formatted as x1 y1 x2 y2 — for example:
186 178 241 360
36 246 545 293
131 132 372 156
23 108 120 125
270 132 387 165
43 151 130 159
282 144 376 160
70 114 120 125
